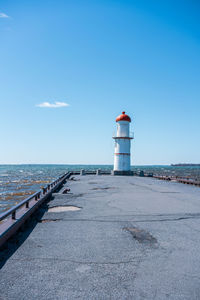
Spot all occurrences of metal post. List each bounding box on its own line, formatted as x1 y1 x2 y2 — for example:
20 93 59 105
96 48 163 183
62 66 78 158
12 211 16 220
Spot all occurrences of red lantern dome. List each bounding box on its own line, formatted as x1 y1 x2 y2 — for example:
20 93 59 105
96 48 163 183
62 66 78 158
116 111 131 122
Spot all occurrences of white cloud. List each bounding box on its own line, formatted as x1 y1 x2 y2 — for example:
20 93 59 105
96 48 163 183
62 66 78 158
36 101 69 108
0 13 9 18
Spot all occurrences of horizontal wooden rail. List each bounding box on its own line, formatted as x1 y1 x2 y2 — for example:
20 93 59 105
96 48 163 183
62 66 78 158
176 178 200 186
135 172 200 187
0 171 71 248
0 191 41 222
71 170 112 175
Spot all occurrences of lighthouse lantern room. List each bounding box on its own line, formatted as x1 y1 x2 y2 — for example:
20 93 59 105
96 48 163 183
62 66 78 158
112 111 133 176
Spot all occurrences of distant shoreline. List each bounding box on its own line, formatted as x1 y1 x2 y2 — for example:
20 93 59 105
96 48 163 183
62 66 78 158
171 164 200 167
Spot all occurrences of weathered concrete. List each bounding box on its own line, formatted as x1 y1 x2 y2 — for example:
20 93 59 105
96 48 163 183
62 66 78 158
1 175 200 299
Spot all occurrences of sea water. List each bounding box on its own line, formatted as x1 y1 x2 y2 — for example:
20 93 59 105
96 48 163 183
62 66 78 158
0 164 200 213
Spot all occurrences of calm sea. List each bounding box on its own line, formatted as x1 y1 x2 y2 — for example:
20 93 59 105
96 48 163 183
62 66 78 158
0 164 200 213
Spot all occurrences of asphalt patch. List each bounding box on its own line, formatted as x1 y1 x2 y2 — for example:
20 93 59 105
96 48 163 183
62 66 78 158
124 227 157 246
39 219 61 223
48 206 81 212
91 187 114 190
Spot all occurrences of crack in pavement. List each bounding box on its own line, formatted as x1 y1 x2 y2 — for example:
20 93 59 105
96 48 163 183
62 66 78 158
40 214 200 224
129 182 177 193
8 256 142 265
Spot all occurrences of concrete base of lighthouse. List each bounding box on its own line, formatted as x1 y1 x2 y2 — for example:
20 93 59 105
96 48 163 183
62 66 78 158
112 170 134 176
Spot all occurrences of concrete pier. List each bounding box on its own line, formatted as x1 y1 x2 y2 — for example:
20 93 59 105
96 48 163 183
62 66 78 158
1 175 200 299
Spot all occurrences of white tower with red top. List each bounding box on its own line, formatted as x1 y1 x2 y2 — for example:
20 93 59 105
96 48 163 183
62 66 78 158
113 111 133 175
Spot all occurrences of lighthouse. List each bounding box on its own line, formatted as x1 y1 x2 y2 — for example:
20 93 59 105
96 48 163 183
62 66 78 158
112 111 133 175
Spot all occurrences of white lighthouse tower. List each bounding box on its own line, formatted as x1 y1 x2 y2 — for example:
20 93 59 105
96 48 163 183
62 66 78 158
113 111 133 175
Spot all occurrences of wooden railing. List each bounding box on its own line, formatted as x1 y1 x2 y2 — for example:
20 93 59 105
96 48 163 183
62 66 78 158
0 171 71 247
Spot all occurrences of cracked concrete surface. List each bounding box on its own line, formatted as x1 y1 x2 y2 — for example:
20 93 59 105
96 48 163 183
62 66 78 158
1 175 200 299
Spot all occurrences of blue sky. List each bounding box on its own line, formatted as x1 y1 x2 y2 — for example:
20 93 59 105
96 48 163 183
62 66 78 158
0 0 199 165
